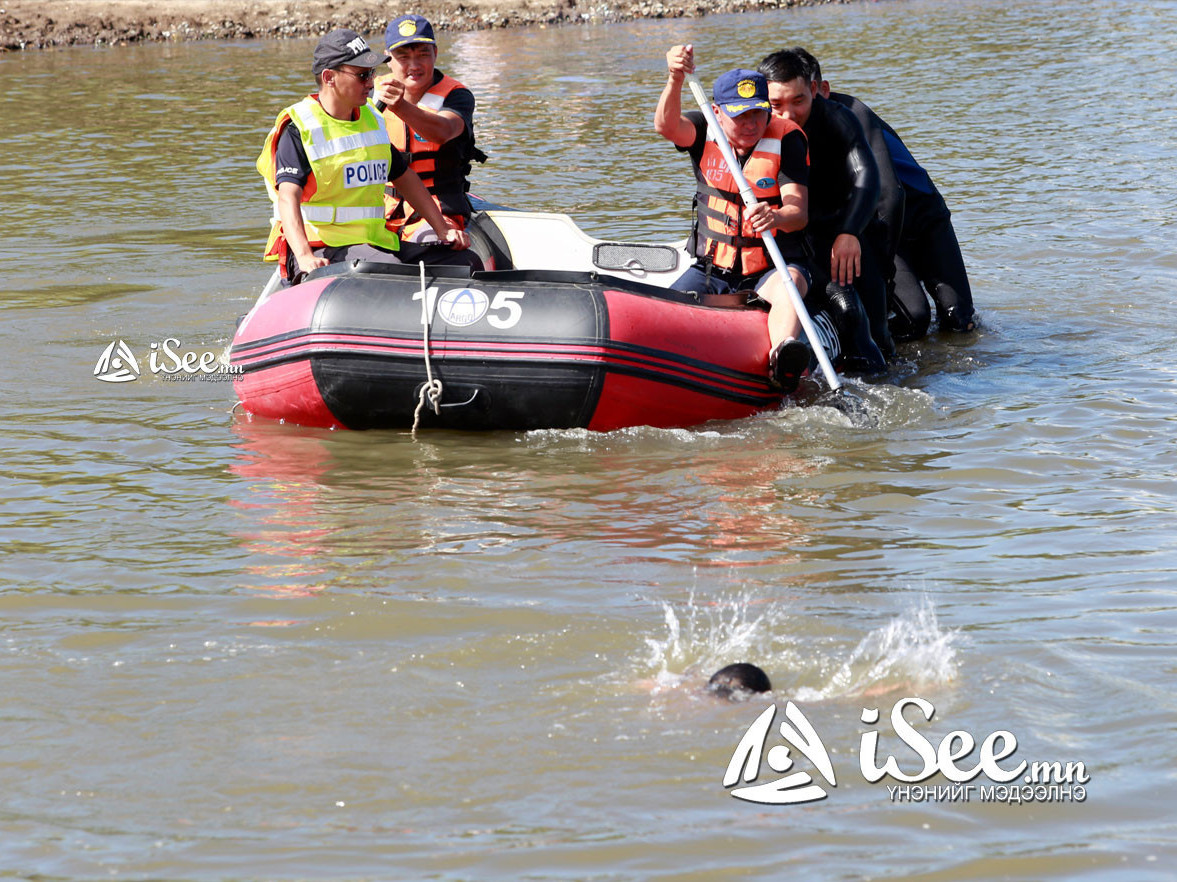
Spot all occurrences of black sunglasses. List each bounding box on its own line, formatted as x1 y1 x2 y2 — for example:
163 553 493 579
336 67 377 83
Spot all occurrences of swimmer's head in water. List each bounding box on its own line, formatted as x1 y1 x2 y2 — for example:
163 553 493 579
707 663 772 698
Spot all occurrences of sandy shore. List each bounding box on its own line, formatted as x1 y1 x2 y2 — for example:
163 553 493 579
2 0 872 51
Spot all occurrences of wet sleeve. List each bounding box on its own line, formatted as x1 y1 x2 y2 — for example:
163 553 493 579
778 128 809 189
441 87 475 135
387 145 410 181
830 105 880 237
855 101 904 254
273 124 311 188
881 122 938 196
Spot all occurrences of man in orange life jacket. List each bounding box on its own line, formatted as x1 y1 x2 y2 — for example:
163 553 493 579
258 28 471 283
655 45 813 393
376 14 486 272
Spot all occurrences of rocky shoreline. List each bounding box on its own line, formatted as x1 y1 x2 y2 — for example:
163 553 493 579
3 0 872 52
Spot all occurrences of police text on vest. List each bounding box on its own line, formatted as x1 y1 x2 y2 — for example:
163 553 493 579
343 160 389 188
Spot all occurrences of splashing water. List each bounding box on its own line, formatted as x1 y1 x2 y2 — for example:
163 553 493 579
641 592 794 694
794 598 961 701
636 594 959 701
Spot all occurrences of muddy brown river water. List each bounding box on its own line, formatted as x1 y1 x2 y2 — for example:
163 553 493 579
2 0 1176 877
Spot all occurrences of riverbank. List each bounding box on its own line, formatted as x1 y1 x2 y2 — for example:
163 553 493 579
2 0 872 51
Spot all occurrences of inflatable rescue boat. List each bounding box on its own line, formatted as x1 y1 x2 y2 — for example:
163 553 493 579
229 206 846 431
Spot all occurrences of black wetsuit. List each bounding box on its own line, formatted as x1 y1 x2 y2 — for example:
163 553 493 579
801 95 892 360
827 91 905 296
876 120 975 336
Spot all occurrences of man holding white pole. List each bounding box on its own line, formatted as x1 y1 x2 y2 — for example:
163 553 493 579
655 44 816 393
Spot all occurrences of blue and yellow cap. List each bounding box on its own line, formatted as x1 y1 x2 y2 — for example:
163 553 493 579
712 69 771 117
385 14 437 51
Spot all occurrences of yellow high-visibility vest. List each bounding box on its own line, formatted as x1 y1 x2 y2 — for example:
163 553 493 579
258 96 399 261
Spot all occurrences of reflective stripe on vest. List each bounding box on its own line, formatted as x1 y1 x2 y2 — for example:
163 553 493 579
694 116 796 277
290 99 392 162
300 205 386 223
256 96 399 260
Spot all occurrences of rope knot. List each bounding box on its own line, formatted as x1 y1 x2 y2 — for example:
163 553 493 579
411 261 442 438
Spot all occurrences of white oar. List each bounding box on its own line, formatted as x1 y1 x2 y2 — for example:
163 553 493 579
685 73 841 393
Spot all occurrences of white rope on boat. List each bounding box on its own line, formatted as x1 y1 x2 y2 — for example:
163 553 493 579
411 260 443 437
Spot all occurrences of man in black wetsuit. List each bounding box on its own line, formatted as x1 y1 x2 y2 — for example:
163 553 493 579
884 126 977 337
790 48 905 341
758 49 890 368
800 51 976 339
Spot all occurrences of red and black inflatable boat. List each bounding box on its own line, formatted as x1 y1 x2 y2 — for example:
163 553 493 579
230 206 844 431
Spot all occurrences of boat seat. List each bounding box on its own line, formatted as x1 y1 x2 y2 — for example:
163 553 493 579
472 209 688 286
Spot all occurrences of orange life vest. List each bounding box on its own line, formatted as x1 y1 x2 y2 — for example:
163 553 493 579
692 115 803 278
378 73 480 240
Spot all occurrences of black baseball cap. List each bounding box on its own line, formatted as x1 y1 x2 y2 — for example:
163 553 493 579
312 29 390 76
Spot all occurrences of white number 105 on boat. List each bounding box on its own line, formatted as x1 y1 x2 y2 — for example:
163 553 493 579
413 287 526 330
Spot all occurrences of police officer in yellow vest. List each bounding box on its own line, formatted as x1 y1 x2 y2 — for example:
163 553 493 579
375 14 486 272
258 28 471 283
656 45 814 393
